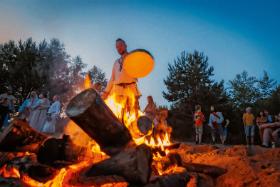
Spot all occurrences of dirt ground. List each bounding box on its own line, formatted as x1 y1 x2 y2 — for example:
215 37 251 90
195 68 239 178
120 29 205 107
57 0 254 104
178 143 280 187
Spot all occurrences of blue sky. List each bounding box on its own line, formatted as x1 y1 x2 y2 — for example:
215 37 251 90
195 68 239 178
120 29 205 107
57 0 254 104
0 0 279 108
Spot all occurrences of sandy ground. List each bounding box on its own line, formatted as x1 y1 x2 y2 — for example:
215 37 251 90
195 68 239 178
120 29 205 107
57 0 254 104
178 143 280 187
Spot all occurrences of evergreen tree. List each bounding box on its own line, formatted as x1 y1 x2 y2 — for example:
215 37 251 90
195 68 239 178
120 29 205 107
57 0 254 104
88 65 107 90
228 71 260 109
257 71 276 99
163 50 229 140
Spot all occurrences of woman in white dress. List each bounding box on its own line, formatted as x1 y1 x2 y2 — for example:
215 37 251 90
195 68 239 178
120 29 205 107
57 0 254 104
42 95 61 133
29 93 50 132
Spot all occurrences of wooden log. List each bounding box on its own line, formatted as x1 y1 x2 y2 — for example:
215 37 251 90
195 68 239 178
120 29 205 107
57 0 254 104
66 88 132 156
181 162 227 178
130 171 190 187
37 135 85 167
0 152 36 167
73 174 128 187
25 164 58 183
0 119 48 152
85 144 152 184
137 116 153 135
0 177 24 187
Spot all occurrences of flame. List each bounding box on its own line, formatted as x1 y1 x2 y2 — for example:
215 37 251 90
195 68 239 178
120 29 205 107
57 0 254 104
22 161 91 187
84 73 92 89
0 164 20 178
104 92 146 144
103 87 175 176
64 120 107 159
145 132 171 155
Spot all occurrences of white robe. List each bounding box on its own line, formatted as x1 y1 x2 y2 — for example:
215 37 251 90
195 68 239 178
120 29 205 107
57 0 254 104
29 98 50 132
105 58 141 97
42 101 61 133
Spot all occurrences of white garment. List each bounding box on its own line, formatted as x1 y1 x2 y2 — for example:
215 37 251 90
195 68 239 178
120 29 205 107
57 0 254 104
47 101 61 115
42 114 57 133
105 58 137 93
42 101 61 133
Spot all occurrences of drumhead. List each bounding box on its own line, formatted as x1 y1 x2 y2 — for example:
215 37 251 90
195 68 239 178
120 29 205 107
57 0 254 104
123 49 155 78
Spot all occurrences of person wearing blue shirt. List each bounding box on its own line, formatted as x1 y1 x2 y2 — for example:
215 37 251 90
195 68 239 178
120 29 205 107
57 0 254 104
208 106 225 144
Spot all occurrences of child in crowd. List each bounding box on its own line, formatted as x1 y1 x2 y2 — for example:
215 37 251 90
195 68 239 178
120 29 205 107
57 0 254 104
194 105 205 144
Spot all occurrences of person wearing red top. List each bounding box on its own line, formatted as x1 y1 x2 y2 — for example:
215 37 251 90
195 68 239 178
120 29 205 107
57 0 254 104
194 105 205 144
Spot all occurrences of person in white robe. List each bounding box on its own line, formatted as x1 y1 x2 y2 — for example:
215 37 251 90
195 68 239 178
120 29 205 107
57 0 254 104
42 95 61 133
29 93 50 132
102 38 141 120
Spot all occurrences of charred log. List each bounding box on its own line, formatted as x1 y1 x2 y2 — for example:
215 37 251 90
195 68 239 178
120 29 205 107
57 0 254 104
66 88 132 156
0 120 47 152
73 174 128 187
137 116 153 135
130 171 190 187
37 135 85 167
181 162 227 178
85 144 152 184
0 177 23 187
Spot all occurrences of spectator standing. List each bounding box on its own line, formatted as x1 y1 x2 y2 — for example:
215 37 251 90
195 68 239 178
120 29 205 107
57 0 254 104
194 105 205 144
243 107 255 146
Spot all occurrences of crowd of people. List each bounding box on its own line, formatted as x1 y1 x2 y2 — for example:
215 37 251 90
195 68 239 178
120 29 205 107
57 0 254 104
194 105 229 145
243 107 280 148
193 104 280 148
0 87 61 134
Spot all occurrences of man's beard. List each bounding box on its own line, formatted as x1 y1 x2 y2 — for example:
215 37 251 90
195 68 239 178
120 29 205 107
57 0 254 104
119 50 127 56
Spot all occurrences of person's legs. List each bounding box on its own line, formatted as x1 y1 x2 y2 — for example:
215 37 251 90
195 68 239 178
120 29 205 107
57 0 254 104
211 128 216 144
244 126 250 146
272 128 280 146
198 126 203 144
218 125 225 144
195 126 199 144
224 127 228 144
195 126 203 144
262 128 272 147
250 125 255 145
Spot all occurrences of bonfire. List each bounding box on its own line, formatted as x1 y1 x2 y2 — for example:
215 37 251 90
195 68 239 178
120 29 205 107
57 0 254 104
0 75 227 187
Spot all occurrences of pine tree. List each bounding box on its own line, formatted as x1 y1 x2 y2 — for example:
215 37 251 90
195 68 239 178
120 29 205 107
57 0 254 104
88 65 107 90
258 71 276 99
228 71 260 109
163 50 229 140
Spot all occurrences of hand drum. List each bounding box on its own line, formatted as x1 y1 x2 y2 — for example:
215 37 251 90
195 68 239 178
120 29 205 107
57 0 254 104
123 49 155 78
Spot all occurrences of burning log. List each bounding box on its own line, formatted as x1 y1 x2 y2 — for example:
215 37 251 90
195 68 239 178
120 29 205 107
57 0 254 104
85 144 152 184
66 88 132 156
0 119 47 152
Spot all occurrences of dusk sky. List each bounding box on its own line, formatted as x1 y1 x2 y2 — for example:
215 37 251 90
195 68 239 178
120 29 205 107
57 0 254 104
0 0 279 108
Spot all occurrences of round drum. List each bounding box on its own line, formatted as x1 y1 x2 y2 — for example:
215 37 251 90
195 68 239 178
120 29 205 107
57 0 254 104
123 49 155 78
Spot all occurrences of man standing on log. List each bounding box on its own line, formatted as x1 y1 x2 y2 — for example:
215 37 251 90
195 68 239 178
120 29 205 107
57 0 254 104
102 38 141 119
